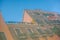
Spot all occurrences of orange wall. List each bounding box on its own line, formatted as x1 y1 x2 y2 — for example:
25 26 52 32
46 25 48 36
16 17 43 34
39 35 60 40
0 14 14 40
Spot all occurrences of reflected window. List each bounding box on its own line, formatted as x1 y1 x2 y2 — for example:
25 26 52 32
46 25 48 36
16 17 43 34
0 32 6 40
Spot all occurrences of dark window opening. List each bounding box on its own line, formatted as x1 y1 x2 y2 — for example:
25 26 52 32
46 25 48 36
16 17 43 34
43 14 54 16
28 29 33 33
15 28 21 37
34 12 40 15
0 32 6 40
15 28 27 39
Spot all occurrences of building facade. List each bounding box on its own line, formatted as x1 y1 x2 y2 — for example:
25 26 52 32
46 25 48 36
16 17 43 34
0 10 60 40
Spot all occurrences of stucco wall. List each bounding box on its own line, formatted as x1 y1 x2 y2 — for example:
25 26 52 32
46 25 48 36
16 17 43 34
23 11 33 23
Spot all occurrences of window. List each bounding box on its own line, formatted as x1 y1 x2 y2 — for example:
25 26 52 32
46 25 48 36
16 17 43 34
27 29 33 33
55 20 60 23
15 28 27 39
43 14 54 17
15 28 21 37
49 20 60 24
27 29 39 39
37 29 42 33
37 29 45 34
0 32 6 40
36 19 44 24
57 14 60 16
34 12 40 15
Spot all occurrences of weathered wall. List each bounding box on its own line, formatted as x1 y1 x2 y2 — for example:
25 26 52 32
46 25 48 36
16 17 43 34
0 14 14 40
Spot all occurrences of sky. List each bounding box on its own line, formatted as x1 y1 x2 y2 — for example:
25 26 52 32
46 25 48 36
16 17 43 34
0 0 60 22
